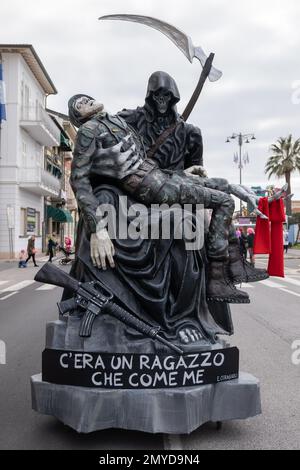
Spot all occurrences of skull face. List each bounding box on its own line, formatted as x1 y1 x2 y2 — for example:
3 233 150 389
152 89 172 114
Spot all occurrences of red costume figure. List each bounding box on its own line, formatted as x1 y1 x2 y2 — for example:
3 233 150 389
254 197 285 277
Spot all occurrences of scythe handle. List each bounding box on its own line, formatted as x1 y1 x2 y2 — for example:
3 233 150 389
182 52 215 121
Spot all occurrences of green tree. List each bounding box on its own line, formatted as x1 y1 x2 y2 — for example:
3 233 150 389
265 134 300 215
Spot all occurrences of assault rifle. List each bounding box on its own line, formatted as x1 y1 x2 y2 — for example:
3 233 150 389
34 263 183 354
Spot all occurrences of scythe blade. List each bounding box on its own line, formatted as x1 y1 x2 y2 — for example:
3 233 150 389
99 14 222 81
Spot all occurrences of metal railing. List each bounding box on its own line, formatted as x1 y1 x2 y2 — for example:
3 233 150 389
19 167 61 194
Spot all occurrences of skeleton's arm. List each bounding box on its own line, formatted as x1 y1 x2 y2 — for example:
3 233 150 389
228 183 288 219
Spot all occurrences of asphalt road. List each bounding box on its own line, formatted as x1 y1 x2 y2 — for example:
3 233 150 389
0 260 163 450
0 256 300 449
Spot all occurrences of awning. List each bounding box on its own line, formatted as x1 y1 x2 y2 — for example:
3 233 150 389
60 133 72 151
47 206 73 223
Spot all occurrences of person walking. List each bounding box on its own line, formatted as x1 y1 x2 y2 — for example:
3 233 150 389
47 233 58 263
25 235 39 267
247 227 255 266
283 228 289 254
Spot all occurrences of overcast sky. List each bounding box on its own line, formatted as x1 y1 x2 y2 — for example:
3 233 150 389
1 0 300 197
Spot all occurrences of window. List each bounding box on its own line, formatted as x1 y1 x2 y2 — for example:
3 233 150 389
20 208 41 236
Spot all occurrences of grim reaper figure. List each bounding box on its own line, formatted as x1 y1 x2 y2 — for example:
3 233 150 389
120 71 204 171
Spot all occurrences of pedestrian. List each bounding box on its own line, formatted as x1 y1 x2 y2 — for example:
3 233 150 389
247 227 255 266
25 235 39 267
47 233 58 263
240 229 248 259
283 228 289 254
64 236 72 259
18 249 27 268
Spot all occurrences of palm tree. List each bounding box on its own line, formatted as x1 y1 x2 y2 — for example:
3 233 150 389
265 134 300 215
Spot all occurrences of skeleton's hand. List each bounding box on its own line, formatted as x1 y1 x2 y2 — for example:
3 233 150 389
229 183 268 219
90 229 115 270
244 194 269 219
96 134 141 179
268 183 288 203
247 183 288 218
184 165 208 178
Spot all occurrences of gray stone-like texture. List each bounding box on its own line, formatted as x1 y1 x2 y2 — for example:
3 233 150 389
31 372 261 434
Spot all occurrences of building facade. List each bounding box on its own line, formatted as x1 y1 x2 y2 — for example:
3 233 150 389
0 45 71 258
292 200 300 214
44 109 77 250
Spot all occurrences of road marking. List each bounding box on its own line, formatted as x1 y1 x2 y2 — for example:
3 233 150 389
240 283 254 289
0 280 35 293
36 284 57 291
0 281 9 286
260 279 285 288
279 288 300 298
0 292 18 300
283 276 300 288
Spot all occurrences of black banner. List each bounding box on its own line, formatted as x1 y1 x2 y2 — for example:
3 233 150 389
42 347 239 389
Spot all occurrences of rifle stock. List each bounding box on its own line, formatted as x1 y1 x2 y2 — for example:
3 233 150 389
34 263 79 292
35 263 184 354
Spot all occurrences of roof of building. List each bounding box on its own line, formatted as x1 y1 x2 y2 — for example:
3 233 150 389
47 108 77 141
0 44 57 94
46 108 69 121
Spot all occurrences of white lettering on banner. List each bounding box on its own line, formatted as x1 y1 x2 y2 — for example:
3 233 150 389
214 352 225 366
44 348 238 388
59 353 69 368
183 369 204 385
92 372 124 387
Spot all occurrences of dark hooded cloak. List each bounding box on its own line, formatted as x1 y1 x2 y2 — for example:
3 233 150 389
119 71 203 171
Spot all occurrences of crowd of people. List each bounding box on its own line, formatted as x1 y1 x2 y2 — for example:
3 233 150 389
18 235 73 268
236 227 256 266
235 225 290 267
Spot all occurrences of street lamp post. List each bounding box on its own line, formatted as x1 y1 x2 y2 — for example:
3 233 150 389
226 132 256 215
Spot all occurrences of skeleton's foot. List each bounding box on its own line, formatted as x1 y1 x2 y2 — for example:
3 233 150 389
206 260 250 304
178 328 203 344
228 243 269 284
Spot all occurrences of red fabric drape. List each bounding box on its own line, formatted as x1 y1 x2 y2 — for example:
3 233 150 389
268 199 285 277
253 198 270 253
253 197 285 277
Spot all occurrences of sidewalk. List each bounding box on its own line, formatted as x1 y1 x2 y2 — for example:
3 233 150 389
0 254 49 272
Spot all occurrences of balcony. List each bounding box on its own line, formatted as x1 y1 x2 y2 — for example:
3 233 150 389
20 105 60 146
19 167 61 197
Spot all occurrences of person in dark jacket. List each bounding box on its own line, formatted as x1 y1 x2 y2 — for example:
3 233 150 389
47 233 57 262
247 228 255 266
239 229 248 260
25 235 38 267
